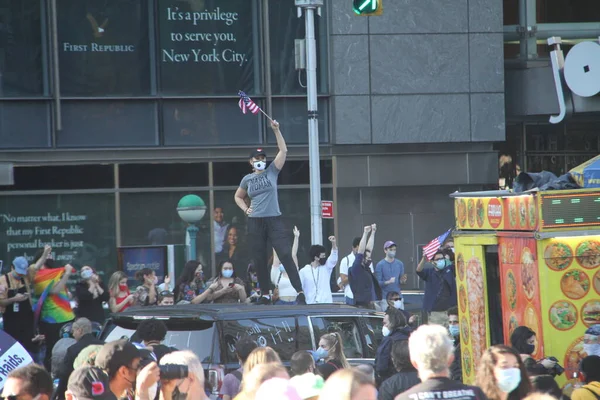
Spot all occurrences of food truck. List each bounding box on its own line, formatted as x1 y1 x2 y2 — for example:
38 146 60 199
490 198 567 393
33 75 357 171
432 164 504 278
451 188 600 387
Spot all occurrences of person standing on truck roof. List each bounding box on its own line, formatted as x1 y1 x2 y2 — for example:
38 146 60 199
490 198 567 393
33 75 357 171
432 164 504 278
234 120 306 305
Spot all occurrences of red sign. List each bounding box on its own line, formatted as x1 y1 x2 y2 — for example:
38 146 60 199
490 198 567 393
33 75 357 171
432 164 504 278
487 198 503 228
321 201 333 219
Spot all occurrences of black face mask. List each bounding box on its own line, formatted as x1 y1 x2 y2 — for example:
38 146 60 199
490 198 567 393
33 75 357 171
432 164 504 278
172 388 187 400
319 257 327 266
524 343 535 355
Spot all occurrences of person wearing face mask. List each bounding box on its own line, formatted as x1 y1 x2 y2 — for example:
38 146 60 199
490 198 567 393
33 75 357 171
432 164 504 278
160 350 209 400
75 266 109 324
234 120 307 305
476 345 532 400
446 306 462 382
416 250 457 327
299 236 338 304
271 226 300 305
348 225 382 309
315 332 350 381
375 240 407 306
206 261 247 304
108 271 135 313
134 268 159 307
375 308 412 385
172 261 209 305
0 247 51 357
583 325 600 357
245 264 261 303
510 326 558 376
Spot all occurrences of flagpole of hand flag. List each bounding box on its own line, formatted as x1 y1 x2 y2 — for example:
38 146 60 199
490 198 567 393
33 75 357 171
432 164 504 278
238 91 274 123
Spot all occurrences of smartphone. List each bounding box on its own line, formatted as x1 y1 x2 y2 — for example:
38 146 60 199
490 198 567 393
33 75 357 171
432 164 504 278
228 282 235 288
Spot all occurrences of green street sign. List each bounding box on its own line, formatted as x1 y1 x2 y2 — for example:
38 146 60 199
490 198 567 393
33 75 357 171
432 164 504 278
353 0 383 16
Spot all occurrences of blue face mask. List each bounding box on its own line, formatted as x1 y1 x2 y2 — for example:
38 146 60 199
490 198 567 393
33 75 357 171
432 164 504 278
449 325 460 337
435 259 446 270
278 265 286 273
314 347 328 360
222 269 233 278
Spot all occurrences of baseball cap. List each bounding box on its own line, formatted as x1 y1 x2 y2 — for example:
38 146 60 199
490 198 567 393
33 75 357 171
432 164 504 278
95 340 140 377
67 366 117 400
384 241 397 250
290 373 325 399
12 256 28 275
249 148 267 158
256 378 301 400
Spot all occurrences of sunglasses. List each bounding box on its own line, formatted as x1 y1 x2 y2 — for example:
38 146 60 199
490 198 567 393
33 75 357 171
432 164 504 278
159 291 174 297
390 298 401 301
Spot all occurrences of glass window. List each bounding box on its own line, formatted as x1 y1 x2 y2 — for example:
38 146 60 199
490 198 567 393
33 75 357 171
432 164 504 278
538 0 600 23
0 193 117 276
362 316 385 358
57 100 158 147
269 0 328 95
310 317 364 359
162 99 262 146
0 101 50 148
0 165 113 191
269 98 329 144
56 0 150 96
157 0 259 95
221 317 298 362
212 160 332 186
119 191 211 269
0 0 44 97
119 163 209 188
503 0 518 25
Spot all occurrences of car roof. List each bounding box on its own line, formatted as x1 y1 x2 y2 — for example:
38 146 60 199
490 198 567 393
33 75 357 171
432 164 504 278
112 303 383 322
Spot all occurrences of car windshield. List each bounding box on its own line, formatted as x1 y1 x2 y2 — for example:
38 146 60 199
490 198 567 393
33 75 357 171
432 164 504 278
103 323 215 363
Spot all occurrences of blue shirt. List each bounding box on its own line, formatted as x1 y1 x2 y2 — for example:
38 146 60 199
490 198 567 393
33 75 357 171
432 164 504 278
416 265 457 313
375 258 405 298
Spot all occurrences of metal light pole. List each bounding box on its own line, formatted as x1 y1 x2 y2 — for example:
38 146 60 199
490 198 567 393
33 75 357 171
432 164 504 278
295 0 323 245
177 194 206 261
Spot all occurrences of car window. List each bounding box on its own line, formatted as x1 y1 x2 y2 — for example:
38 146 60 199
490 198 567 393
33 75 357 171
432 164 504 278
361 316 384 358
102 323 215 363
221 317 297 363
310 317 364 359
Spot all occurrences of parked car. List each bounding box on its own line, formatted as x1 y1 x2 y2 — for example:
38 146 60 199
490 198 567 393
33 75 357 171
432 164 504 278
100 304 386 398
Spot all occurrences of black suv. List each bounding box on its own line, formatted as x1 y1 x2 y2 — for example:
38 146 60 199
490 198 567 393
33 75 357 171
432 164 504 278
101 304 385 397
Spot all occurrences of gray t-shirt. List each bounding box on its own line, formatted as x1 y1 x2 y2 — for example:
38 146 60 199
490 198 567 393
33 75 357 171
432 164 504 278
239 162 281 218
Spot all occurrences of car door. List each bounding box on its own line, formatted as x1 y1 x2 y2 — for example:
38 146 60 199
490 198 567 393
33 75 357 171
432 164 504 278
359 315 385 359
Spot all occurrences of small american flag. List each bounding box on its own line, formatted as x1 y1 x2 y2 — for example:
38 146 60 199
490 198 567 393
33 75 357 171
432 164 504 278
423 229 452 260
238 91 260 115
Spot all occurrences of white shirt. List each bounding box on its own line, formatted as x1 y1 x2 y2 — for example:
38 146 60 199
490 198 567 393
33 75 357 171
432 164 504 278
214 221 229 253
299 249 338 304
339 252 356 299
271 265 298 297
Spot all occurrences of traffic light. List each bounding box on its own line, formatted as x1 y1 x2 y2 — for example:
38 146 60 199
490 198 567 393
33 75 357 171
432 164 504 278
353 0 383 16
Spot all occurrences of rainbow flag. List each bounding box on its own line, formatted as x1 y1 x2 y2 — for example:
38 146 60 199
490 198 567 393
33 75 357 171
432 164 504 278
33 268 74 324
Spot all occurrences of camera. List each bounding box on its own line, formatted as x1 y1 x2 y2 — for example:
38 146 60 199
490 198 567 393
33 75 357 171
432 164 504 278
159 364 189 380
546 356 564 376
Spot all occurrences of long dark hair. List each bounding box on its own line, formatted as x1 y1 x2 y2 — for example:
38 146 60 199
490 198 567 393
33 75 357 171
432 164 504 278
174 261 202 301
510 326 536 355
476 345 531 400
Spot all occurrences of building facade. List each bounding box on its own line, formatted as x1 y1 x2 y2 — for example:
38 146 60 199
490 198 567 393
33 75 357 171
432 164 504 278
0 0 504 287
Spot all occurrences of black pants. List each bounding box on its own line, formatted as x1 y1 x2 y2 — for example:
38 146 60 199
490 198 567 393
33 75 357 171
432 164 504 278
247 216 303 296
39 320 71 372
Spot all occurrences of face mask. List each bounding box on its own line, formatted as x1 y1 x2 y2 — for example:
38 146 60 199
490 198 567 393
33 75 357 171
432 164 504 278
393 300 404 310
387 250 396 258
195 271 204 280
524 343 535 355
278 265 286 273
435 259 446 270
382 326 391 337
496 368 521 393
318 257 327 266
314 347 328 360
81 269 94 280
222 269 233 278
584 343 600 356
449 325 460 337
119 284 128 291
172 390 187 400
152 276 158 285
450 247 455 253
253 161 266 171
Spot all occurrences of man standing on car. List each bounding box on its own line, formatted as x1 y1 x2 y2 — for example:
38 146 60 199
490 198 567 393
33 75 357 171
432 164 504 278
375 240 407 309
